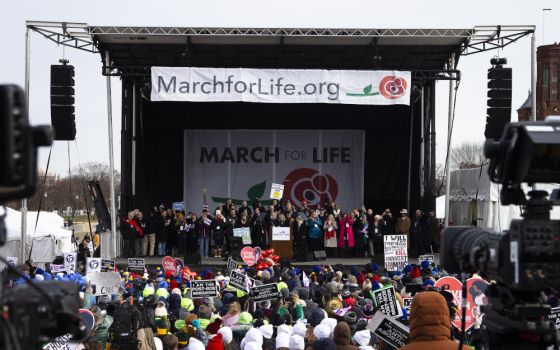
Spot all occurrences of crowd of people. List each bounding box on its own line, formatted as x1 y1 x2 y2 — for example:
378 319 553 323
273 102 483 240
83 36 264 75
13 257 497 350
119 200 442 261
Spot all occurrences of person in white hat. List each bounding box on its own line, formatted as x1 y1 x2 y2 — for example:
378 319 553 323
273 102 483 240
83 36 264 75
353 330 374 350
289 335 305 350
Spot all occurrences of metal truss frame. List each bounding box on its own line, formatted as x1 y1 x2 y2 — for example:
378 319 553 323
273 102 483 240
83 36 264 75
26 21 533 79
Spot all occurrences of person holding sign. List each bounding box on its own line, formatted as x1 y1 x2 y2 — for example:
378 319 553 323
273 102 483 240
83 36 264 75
198 209 213 258
398 292 470 350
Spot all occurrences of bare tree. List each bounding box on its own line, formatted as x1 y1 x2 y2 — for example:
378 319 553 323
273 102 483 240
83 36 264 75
450 141 487 169
435 163 446 197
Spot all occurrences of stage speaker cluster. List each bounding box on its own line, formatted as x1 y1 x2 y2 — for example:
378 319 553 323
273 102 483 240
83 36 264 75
50 64 76 140
484 58 512 140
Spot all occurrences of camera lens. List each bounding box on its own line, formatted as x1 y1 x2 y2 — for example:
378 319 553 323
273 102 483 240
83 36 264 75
441 226 490 274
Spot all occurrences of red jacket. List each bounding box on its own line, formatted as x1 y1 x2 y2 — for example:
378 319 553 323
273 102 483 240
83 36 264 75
338 216 355 248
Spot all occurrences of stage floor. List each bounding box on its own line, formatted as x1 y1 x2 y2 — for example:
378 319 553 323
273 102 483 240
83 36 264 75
115 254 440 272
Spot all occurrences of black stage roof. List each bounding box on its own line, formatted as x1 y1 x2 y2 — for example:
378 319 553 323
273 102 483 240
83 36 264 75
27 22 534 77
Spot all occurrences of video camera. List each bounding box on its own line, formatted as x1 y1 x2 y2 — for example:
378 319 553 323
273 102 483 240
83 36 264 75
0 85 84 350
441 118 560 349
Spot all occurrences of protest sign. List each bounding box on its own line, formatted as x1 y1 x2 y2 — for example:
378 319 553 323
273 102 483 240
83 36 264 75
6 256 18 267
403 297 413 316
251 283 279 302
418 254 435 265
383 235 408 271
50 264 65 273
43 333 80 350
270 183 284 200
127 258 145 274
175 258 184 275
241 246 258 266
367 311 410 349
229 270 253 293
86 258 101 274
88 272 122 296
64 253 77 274
372 286 403 318
233 227 252 245
272 226 290 241
101 259 115 272
191 280 219 298
548 307 560 330
227 257 238 272
162 256 176 275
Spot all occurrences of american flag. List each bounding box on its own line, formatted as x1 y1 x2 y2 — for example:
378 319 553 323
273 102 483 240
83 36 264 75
203 188 210 211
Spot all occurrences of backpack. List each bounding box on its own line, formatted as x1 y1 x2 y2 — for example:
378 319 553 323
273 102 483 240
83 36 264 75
108 300 141 348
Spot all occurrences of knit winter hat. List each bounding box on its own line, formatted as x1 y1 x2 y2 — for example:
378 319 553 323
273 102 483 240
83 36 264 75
309 308 325 327
155 302 168 318
198 304 212 319
206 318 222 335
244 327 264 345
172 288 182 296
207 333 224 350
278 324 292 336
245 342 262 350
218 326 233 344
321 318 337 333
289 335 305 350
362 304 374 319
188 337 205 350
176 330 189 345
313 324 331 340
353 330 371 346
238 311 254 325
156 287 169 299
276 333 290 349
143 286 155 298
292 322 307 337
175 319 186 331
362 279 372 291
259 324 274 339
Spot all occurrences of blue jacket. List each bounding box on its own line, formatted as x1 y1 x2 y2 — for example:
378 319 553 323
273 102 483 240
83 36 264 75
307 218 323 239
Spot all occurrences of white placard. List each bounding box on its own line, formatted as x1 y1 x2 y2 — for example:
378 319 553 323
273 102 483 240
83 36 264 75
50 264 66 273
270 183 285 200
233 227 252 245
152 67 411 106
384 235 408 271
87 272 122 296
272 226 290 241
367 311 410 348
43 333 81 350
86 258 102 274
64 252 77 274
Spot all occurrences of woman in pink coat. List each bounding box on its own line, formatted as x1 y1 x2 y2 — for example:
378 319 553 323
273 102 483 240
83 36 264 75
338 213 355 257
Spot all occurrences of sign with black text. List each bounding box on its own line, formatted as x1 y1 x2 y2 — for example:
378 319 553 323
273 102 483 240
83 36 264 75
64 253 77 274
191 280 219 298
127 258 145 274
383 235 408 271
101 259 115 272
227 257 238 272
548 307 560 330
251 283 279 302
367 311 409 348
373 286 403 318
418 254 435 265
229 270 253 293
88 272 122 296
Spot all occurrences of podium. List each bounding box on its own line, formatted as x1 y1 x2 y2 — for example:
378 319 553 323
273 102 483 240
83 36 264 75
270 226 293 259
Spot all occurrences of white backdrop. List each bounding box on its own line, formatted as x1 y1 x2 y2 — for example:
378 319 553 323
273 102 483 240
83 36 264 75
184 130 364 212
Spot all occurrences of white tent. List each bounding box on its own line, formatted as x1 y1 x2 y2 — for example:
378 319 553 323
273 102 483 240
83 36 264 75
448 166 560 231
1 207 75 263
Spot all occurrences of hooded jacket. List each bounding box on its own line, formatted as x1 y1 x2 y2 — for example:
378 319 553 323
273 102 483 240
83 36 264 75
333 322 359 350
398 292 470 350
338 216 355 248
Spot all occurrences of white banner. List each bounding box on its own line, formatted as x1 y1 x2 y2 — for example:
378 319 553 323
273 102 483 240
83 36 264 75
184 130 364 212
88 272 122 296
152 67 411 105
384 235 408 271
272 227 290 241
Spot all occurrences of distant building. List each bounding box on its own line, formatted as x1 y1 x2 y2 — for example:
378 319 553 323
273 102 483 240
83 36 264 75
537 44 560 120
517 90 532 121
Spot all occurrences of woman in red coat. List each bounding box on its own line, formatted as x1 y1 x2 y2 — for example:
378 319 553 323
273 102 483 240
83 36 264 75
338 213 355 257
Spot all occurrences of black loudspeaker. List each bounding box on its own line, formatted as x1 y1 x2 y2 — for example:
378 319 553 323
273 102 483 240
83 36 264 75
485 64 512 140
87 180 111 231
313 251 326 260
51 64 76 140
185 253 202 264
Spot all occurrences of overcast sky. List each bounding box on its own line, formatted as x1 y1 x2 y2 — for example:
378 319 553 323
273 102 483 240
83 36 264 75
1 0 558 176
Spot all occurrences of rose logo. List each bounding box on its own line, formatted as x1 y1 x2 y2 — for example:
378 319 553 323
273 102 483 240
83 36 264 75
379 76 407 99
283 168 339 209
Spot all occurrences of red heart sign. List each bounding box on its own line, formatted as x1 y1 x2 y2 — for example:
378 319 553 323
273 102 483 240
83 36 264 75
162 256 177 275
240 246 257 266
434 276 489 330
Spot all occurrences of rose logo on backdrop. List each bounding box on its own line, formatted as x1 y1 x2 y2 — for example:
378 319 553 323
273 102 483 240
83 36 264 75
283 168 339 209
379 76 407 99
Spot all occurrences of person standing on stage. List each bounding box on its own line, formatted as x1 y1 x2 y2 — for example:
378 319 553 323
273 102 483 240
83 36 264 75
338 213 355 257
292 214 308 261
323 214 338 256
238 200 252 218
211 213 226 258
411 209 426 257
381 208 395 235
250 207 265 248
307 211 323 254
144 208 157 256
156 210 170 256
177 214 188 259
198 209 212 258
369 215 383 258
354 214 368 258
395 209 411 250
134 210 146 257
185 212 198 256
425 210 438 253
